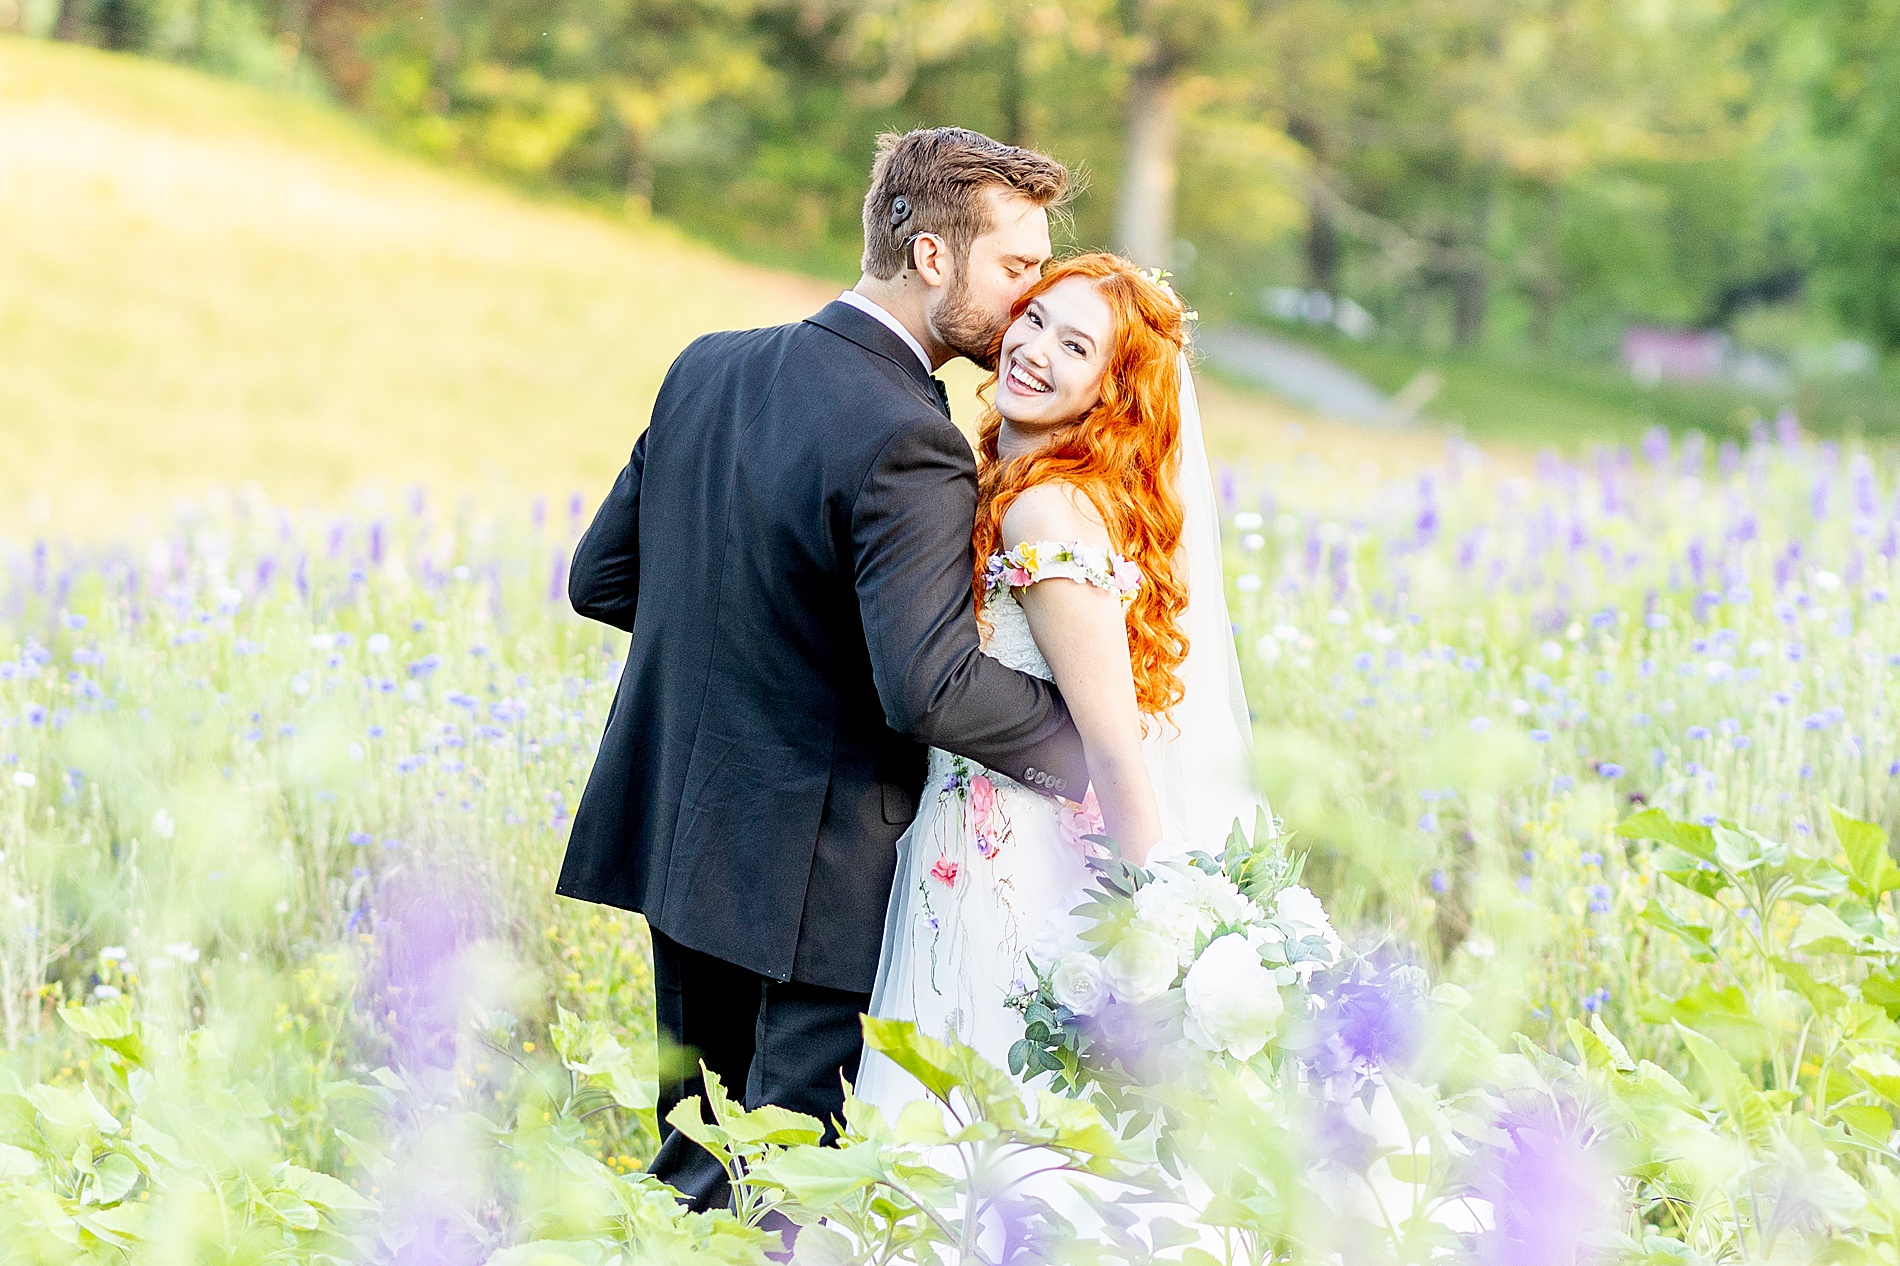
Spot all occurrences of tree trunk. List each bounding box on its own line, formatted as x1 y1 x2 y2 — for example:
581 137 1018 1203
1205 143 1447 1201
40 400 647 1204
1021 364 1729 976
53 0 84 40
1305 196 1341 295
1286 116 1340 294
998 33 1026 147
1450 169 1496 346
1528 184 1564 347
1451 267 1487 346
1113 59 1178 268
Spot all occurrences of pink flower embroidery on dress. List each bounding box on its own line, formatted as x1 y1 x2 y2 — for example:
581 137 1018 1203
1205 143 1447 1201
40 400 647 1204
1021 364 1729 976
969 775 995 829
930 856 961 885
1111 557 1143 595
968 774 1000 858
1058 787 1107 851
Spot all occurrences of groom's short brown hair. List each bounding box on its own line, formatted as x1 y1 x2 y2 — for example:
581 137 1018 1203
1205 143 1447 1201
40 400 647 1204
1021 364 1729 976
859 128 1071 280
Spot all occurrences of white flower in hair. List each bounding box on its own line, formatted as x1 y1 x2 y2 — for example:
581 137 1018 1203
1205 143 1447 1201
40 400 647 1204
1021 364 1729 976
1132 265 1198 322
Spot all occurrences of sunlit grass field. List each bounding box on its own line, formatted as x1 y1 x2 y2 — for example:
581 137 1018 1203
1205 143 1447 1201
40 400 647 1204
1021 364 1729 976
0 36 836 530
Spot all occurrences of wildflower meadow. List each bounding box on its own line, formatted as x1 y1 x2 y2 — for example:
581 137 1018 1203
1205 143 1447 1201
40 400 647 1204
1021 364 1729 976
5 416 1900 1263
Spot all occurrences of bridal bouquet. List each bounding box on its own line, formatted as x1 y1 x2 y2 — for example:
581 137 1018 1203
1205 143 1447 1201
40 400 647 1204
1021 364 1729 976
1006 811 1342 1098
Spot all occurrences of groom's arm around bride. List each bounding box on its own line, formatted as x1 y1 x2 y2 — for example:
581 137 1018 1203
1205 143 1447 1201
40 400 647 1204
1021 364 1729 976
556 127 1089 1211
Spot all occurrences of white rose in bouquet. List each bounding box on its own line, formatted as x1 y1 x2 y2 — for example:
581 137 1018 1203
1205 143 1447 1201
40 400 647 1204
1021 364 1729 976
1182 933 1284 1061
1132 871 1214 956
1273 884 1343 977
1182 864 1259 926
1050 951 1108 1016
1134 864 1261 956
1101 926 1178 1003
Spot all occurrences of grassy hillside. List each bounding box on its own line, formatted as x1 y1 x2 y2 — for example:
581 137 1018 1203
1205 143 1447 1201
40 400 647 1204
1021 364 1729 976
0 36 838 530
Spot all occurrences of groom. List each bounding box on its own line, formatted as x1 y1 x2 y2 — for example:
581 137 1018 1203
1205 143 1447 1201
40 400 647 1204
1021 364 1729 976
558 127 1090 1209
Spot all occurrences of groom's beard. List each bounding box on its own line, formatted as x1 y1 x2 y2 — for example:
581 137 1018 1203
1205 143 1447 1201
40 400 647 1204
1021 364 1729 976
933 272 1005 370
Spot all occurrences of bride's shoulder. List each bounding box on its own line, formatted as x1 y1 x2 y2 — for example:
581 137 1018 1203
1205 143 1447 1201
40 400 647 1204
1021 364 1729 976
1000 481 1112 551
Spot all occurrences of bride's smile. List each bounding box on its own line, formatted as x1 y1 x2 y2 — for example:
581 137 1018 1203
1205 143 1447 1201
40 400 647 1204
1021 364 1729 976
994 278 1114 450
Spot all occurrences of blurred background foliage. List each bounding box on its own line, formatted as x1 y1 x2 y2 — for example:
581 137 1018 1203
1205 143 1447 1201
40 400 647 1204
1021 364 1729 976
10 0 1900 369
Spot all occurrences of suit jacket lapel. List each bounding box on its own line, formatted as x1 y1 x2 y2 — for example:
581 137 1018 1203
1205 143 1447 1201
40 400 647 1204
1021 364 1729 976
806 302 948 418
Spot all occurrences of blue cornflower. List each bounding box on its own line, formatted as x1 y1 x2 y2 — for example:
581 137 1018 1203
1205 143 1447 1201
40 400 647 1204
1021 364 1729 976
1429 870 1449 894
1529 729 1551 743
1687 726 1710 740
1580 851 1602 866
348 831 372 846
1418 813 1439 833
1598 763 1624 779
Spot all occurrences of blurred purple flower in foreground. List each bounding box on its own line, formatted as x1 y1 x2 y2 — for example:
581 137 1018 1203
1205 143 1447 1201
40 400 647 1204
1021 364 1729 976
363 869 493 1071
1472 1096 1620 1266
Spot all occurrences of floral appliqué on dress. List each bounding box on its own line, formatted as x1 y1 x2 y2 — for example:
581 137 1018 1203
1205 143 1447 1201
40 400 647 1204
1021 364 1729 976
982 541 1143 610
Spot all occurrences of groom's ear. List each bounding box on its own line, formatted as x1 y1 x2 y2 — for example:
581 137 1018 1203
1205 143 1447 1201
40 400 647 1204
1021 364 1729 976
911 232 952 290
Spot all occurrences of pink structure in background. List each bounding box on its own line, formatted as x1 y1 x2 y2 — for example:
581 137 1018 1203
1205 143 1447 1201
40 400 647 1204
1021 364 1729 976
1620 326 1728 385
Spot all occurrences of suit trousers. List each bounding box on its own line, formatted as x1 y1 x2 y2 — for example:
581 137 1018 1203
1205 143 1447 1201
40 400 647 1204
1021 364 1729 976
647 927 872 1211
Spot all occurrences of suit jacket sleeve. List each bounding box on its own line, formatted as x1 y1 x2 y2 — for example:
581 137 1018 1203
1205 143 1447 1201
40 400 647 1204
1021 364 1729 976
851 415 1090 799
569 428 648 632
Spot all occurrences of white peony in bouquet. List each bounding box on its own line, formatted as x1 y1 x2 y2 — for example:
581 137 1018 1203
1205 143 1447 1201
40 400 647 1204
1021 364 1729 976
1007 810 1342 1097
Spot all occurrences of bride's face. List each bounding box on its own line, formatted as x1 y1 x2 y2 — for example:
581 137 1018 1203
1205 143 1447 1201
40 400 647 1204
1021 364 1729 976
994 277 1114 431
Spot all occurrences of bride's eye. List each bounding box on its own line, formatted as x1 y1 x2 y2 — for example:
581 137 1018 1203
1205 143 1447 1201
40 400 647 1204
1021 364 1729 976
1065 340 1085 356
1026 311 1042 328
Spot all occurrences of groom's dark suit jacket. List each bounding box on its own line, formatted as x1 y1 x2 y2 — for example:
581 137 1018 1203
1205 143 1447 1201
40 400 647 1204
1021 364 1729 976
557 300 1090 993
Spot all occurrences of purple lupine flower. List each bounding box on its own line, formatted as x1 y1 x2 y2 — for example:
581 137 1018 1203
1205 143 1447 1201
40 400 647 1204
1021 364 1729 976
1641 425 1670 467
1776 407 1800 448
1466 1087 1618 1254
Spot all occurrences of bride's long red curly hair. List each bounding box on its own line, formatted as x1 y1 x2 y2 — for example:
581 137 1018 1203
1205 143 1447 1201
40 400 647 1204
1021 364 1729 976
972 252 1190 717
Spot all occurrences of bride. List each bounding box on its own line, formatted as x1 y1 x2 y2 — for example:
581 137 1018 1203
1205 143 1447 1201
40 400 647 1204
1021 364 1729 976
855 252 1261 1111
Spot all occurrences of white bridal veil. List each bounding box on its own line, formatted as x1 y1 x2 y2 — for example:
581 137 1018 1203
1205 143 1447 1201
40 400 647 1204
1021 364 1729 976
1144 356 1269 855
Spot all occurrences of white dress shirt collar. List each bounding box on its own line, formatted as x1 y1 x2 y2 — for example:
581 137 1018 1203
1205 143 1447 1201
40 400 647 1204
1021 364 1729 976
836 290 933 374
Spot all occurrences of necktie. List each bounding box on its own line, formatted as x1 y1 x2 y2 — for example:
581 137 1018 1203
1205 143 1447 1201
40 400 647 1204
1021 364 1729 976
931 377 951 416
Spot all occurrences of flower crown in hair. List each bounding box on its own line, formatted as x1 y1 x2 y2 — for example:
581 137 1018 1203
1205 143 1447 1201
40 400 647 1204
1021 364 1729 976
1134 266 1198 323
